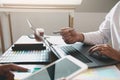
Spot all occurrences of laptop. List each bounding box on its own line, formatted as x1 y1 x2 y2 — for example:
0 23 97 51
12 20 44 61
44 37 119 68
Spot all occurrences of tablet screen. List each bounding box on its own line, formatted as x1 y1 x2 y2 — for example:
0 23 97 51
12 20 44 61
24 58 81 80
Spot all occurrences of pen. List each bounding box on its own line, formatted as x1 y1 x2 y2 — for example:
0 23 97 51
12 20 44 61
26 19 36 32
53 31 61 34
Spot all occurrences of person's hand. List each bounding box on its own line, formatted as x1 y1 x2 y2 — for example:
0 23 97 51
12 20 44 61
0 64 28 80
34 28 44 41
89 44 120 61
60 27 84 44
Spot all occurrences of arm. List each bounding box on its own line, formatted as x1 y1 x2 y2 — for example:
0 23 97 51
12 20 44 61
60 17 111 45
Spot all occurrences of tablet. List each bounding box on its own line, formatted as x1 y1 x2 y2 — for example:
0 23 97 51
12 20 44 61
22 55 88 80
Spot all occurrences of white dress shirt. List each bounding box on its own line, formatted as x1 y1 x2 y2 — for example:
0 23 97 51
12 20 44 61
83 1 120 51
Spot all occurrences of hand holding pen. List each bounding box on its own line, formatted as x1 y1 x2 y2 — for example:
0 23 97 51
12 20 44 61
34 28 45 41
26 19 45 41
53 27 84 44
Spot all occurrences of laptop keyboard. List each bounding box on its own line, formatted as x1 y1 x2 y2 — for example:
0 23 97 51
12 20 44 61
0 49 51 64
61 46 92 63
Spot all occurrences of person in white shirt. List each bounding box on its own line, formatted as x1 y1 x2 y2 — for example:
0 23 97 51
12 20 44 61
60 1 120 62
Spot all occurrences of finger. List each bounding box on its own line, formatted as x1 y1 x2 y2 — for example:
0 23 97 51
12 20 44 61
89 47 103 56
7 64 28 72
61 27 72 31
89 45 98 53
63 36 75 44
62 35 71 42
64 39 68 43
69 28 75 36
34 32 42 41
62 32 72 38
89 45 104 52
61 27 70 33
61 28 73 36
68 28 74 32
6 71 14 80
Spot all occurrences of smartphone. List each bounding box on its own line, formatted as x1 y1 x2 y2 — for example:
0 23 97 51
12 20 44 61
22 55 88 80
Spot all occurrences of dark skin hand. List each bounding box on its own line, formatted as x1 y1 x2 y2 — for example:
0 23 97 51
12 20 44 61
34 28 44 41
60 27 84 44
57 45 120 80
89 44 120 61
34 32 43 41
0 64 28 80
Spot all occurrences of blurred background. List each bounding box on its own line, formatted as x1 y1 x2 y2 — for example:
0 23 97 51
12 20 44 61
0 0 119 54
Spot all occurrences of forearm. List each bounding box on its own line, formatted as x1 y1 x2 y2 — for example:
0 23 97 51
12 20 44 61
76 31 104 45
76 32 84 42
82 31 109 45
111 51 120 62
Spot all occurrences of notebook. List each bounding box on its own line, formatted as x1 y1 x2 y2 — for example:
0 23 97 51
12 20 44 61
45 37 119 68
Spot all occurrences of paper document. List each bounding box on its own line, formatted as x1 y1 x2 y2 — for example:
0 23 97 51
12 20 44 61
46 36 66 45
14 35 43 45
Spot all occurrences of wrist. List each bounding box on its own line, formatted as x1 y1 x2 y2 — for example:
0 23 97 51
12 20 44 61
77 33 84 42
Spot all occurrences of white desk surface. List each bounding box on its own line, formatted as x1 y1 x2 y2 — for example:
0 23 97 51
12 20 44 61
73 65 120 80
13 35 120 80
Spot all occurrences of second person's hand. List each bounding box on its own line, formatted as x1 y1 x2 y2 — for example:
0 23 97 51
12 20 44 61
34 28 44 41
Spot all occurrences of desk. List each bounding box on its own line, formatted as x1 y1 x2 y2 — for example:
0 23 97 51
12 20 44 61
1 35 120 80
72 65 120 80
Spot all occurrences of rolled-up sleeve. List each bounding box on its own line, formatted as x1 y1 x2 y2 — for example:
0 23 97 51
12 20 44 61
83 13 111 45
83 31 107 45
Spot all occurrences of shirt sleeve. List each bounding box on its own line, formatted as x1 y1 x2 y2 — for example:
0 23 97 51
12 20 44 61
83 12 111 45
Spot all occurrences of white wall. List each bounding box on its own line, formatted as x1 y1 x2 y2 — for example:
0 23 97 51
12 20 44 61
10 12 69 42
76 0 119 12
10 12 107 42
0 13 11 51
1 0 119 50
74 12 106 32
